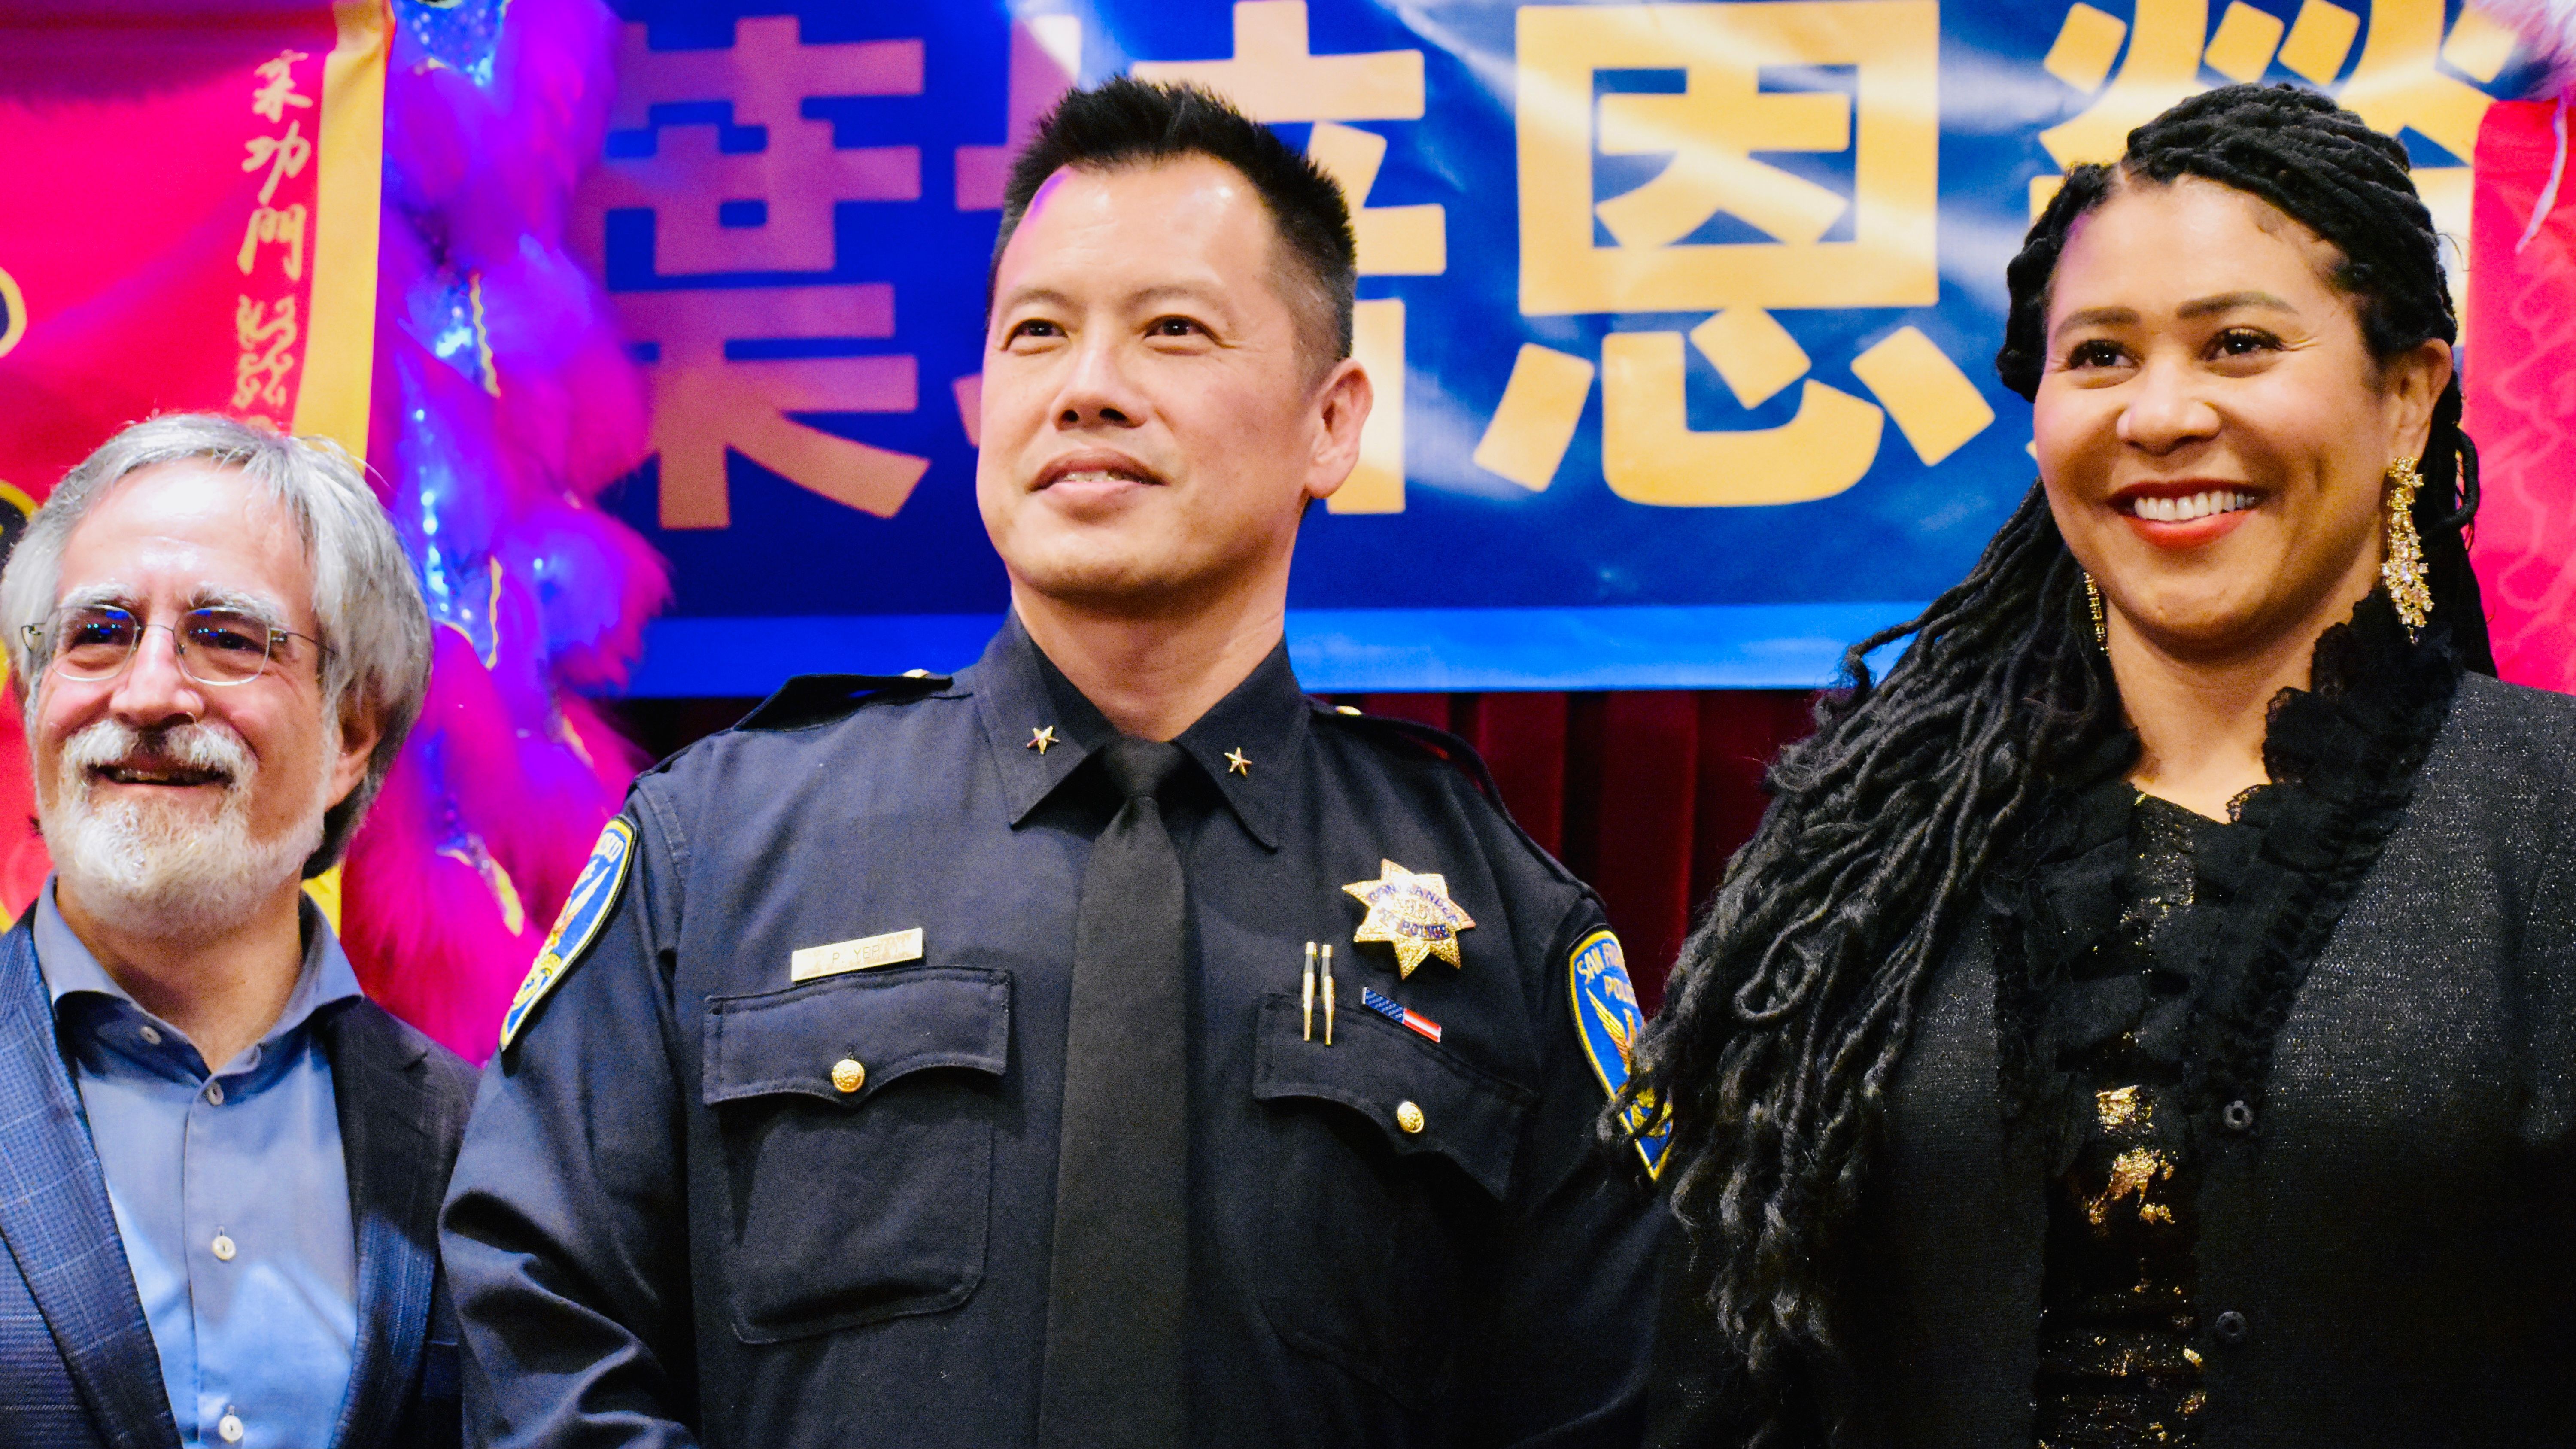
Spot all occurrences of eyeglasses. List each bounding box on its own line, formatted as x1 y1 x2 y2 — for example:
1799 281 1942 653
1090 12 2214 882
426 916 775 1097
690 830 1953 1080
23 605 321 688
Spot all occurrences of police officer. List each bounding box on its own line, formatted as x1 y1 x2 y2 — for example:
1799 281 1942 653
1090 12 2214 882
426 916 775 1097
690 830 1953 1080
442 79 1662 1448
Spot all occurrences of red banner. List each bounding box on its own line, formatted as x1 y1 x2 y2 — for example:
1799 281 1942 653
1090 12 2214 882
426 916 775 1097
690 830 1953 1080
0 1 387 905
2468 97 2576 693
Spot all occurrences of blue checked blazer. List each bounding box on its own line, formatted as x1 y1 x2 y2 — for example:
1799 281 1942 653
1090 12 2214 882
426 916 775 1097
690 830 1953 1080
0 917 477 1449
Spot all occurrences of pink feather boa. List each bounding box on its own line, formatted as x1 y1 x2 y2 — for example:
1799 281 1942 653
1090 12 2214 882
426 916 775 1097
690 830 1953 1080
344 0 664 1062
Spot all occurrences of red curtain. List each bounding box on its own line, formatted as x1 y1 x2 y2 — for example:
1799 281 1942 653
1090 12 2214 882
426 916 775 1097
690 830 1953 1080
1348 692 1814 1011
611 690 1816 1011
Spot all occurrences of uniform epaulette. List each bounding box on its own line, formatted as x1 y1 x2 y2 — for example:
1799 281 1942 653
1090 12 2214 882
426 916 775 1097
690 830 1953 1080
1314 700 1581 887
1311 700 1507 809
735 671 953 732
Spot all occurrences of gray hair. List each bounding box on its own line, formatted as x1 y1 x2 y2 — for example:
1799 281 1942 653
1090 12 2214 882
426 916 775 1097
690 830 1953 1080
0 413 433 876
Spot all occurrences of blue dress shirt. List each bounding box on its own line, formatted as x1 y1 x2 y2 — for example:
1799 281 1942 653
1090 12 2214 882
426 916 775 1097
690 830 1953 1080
35 880 361 1449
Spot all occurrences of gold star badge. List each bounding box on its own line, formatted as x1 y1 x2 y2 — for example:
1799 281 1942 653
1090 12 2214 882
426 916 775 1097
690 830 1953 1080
1027 726 1057 755
1343 859 1475 978
1224 748 1252 776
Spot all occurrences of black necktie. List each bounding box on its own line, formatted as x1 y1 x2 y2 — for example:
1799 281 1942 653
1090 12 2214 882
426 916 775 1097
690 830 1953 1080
1039 737 1190 1447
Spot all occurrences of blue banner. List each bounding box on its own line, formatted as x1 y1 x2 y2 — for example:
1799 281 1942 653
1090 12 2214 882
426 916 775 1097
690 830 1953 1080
589 0 2535 694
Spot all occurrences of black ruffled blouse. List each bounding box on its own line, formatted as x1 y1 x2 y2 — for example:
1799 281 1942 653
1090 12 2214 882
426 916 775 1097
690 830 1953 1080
1995 594 2461 1449
2027 793 2219 1445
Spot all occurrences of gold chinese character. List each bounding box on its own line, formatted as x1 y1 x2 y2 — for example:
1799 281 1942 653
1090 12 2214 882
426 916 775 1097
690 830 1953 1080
580 16 923 276
2035 0 2504 304
243 121 313 207
252 51 312 124
237 205 308 281
232 296 300 411
1482 3 1991 504
608 286 927 530
1516 1 1939 318
1134 3 1437 513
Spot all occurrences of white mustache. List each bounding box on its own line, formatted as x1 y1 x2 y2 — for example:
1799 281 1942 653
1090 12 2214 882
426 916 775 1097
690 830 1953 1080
43 716 312 942
60 718 254 789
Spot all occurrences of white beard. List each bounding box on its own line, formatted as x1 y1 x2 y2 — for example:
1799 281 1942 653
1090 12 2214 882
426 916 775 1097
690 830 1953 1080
41 718 330 939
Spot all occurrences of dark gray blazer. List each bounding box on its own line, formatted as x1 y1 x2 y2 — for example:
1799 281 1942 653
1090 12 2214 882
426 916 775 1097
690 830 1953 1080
1836 673 2576 1443
0 918 479 1449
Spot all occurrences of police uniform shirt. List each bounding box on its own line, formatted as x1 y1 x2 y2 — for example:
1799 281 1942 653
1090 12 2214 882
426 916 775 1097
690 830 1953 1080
442 615 1663 1448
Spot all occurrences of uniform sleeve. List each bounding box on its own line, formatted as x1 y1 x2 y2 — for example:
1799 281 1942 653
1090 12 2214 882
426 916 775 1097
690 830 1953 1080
1455 897 1668 1448
440 792 703 1449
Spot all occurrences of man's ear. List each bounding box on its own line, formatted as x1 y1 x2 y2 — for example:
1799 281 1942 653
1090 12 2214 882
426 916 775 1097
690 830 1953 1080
1304 357 1373 504
325 698 381 810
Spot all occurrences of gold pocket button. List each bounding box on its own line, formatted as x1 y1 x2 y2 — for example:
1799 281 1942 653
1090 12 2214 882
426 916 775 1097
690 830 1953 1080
1394 1100 1425 1134
830 1058 866 1094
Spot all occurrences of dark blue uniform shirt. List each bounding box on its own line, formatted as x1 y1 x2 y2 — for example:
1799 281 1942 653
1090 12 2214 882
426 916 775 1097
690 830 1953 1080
443 617 1662 1448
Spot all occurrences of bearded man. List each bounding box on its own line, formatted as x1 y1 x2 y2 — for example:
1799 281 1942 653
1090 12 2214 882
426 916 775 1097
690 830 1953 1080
0 414 469 1449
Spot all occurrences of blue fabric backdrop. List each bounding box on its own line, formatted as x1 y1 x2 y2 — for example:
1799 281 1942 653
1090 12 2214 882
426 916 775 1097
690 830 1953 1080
588 0 2538 694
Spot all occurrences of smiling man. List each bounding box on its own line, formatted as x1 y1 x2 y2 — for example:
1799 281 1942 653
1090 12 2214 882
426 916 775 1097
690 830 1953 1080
445 81 1661 1448
0 414 470 1449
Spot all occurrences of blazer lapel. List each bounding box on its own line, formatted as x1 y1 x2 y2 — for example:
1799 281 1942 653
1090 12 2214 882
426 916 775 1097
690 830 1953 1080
318 1002 439 1449
0 924 181 1449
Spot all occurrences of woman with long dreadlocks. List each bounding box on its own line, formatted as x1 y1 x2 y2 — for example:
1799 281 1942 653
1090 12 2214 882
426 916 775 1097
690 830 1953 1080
1627 82 2576 1448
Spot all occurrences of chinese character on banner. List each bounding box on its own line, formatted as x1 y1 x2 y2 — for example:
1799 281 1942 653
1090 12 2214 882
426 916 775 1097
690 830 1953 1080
232 47 319 431
232 295 298 414
1486 1 1993 508
238 204 308 281
577 16 931 530
243 119 313 206
955 15 1083 213
946 15 1083 449
2034 0 2519 307
1136 1 1440 513
251 49 313 123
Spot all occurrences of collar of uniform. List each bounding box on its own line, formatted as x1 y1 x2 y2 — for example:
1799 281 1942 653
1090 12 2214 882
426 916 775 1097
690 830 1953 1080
966 614 1305 850
1166 638 1304 852
969 614 1119 829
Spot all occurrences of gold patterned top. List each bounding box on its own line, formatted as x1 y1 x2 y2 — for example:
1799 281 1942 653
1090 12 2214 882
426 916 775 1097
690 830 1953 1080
2031 795 2221 1449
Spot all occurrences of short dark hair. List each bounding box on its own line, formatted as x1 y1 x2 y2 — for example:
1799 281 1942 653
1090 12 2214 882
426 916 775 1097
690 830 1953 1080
988 78 1358 371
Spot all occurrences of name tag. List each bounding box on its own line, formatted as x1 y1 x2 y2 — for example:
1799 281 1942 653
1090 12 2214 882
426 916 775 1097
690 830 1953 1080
791 927 925 982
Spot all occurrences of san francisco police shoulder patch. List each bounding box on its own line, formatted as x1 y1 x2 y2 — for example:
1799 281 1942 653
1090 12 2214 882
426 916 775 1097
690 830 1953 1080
499 817 636 1052
1569 928 1670 1179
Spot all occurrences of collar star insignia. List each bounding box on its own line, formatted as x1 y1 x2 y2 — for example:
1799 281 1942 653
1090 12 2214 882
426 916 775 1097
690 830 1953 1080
1224 748 1252 776
1343 859 1476 978
1027 725 1058 755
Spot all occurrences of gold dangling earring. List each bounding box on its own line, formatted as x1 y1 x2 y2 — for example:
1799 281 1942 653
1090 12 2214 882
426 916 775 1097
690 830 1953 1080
2381 456 2431 640
2084 572 2108 650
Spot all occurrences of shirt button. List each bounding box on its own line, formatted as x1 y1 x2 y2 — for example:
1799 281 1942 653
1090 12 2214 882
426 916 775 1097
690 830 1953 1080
1394 1100 1425 1134
205 1081 226 1106
218 1412 245 1443
2212 1309 2251 1345
830 1058 866 1094
2221 1099 2256 1134
137 1025 162 1046
211 1232 237 1261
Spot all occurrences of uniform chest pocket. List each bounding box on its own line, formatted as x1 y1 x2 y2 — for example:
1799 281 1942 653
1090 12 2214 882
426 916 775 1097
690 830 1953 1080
702 968 1010 1343
1249 992 1534 1408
